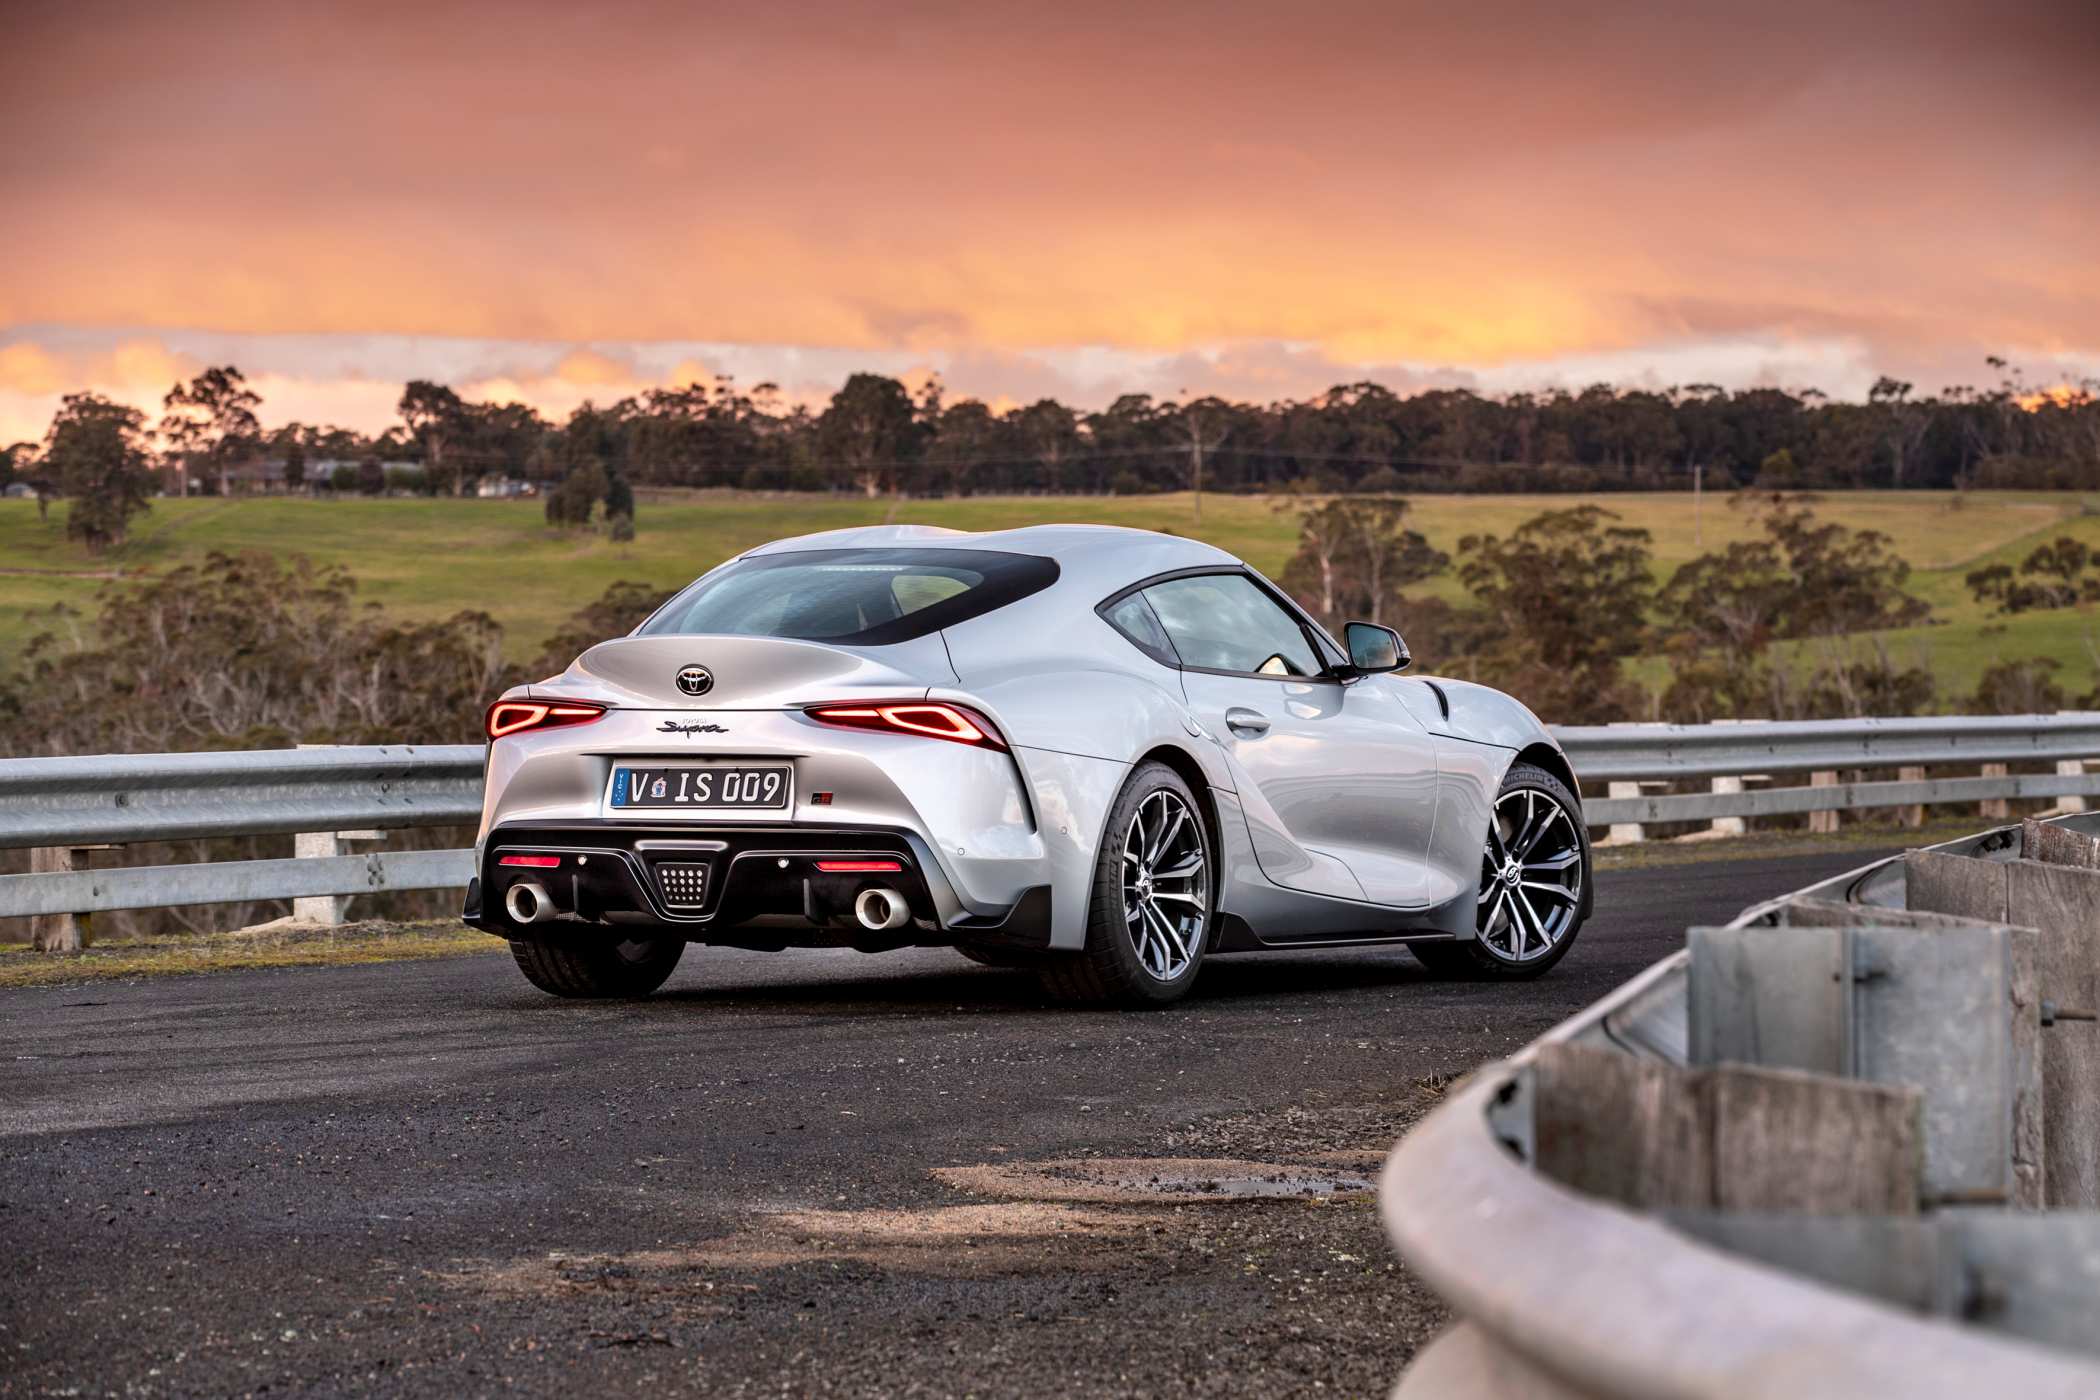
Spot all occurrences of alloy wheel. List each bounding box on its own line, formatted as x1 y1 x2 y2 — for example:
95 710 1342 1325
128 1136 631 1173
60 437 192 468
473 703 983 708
1477 787 1583 963
1122 789 1209 981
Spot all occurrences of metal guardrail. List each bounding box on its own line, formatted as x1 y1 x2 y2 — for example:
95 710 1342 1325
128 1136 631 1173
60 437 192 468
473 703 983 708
1380 814 2100 1396
0 746 483 921
1555 712 2100 831
0 745 483 849
2 714 2096 924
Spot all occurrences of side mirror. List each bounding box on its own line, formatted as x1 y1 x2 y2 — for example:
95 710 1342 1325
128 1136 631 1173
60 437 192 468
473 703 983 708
1343 621 1409 674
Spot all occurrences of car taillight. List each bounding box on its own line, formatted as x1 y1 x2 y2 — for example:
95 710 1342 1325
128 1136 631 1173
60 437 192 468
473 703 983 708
804 701 1008 750
485 699 607 740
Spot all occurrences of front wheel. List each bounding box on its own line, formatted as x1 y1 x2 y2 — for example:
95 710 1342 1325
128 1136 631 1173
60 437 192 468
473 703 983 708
510 935 685 998
1038 761 1212 1006
1412 761 1589 981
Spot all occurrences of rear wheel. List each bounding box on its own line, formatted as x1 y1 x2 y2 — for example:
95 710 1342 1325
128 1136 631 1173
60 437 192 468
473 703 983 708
509 935 685 998
1039 761 1212 1006
1411 761 1588 981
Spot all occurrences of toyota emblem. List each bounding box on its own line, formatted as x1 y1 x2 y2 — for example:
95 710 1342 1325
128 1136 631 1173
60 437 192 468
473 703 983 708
675 664 714 697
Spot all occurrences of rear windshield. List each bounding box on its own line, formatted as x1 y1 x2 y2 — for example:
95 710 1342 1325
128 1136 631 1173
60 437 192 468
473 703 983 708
638 547 1060 647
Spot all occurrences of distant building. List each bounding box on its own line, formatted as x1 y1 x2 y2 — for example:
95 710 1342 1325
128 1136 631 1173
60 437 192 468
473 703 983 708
475 475 537 498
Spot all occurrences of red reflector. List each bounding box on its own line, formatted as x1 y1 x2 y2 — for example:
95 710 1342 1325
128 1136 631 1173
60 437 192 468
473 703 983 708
498 854 561 868
815 859 903 873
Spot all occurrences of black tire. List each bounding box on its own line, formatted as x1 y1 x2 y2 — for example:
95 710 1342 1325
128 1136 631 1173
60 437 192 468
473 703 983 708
1038 761 1212 1007
1412 760 1590 981
509 935 686 998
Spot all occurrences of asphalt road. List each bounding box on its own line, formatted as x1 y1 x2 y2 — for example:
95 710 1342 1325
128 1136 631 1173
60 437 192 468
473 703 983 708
0 848 1888 1398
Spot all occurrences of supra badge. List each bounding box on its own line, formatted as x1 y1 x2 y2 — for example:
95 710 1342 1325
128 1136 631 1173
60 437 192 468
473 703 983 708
674 664 714 696
658 720 728 735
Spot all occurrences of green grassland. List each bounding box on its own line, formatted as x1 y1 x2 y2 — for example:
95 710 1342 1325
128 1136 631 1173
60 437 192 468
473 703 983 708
3 489 2096 702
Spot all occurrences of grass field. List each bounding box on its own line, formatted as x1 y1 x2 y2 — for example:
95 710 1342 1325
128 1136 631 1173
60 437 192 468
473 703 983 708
3 489 2096 702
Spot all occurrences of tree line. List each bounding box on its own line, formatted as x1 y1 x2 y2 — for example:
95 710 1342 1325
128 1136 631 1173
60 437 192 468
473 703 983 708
1276 489 2075 727
7 358 2100 552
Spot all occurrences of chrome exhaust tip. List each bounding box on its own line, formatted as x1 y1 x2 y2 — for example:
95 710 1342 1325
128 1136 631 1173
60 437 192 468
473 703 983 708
853 887 910 932
505 880 554 924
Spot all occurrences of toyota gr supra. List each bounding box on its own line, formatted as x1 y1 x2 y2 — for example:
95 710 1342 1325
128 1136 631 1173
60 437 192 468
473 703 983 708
466 524 1593 1003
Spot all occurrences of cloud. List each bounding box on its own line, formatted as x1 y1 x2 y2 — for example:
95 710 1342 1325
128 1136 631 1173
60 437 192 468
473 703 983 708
0 0 2091 378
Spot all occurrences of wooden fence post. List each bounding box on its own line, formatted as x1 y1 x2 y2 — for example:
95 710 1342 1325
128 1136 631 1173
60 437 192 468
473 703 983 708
1981 762 2011 820
29 846 90 952
1808 770 1841 834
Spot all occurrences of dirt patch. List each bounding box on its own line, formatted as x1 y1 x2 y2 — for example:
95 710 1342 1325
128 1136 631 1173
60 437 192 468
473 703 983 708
453 1201 1175 1295
936 1156 1374 1204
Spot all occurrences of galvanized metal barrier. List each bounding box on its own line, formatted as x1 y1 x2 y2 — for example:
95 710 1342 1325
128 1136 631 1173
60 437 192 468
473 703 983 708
1558 712 2100 838
0 745 483 922
2 712 2096 926
1381 813 2100 1396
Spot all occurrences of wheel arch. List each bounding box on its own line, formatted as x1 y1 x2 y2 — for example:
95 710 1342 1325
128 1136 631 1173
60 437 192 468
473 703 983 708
1516 741 1580 803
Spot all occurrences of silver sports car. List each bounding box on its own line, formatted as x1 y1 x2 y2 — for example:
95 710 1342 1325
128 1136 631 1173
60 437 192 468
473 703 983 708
466 524 1592 1003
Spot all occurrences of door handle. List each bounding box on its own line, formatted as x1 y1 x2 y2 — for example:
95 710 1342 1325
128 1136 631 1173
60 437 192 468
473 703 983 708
1224 707 1271 735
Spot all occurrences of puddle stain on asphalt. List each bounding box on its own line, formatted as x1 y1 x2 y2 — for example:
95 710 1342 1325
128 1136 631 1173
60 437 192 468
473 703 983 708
443 1155 1379 1294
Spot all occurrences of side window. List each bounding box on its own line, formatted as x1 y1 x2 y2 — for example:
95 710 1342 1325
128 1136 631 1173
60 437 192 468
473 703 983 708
1142 574 1322 678
1102 592 1180 666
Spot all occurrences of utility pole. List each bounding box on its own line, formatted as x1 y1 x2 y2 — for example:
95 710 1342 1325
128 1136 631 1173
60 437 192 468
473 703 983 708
1694 462 1703 549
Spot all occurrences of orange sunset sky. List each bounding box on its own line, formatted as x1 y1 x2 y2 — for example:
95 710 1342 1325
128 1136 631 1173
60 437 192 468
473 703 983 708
2 0 2096 444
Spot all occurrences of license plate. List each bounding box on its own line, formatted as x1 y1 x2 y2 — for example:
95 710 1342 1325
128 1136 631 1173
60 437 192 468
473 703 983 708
611 764 791 809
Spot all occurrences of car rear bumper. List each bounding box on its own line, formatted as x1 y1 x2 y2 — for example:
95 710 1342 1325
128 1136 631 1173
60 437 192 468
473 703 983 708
465 819 1052 951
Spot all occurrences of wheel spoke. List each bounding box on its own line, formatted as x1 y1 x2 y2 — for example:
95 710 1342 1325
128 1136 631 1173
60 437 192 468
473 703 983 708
1153 855 1203 880
1517 805 1565 859
1515 889 1551 954
1150 804 1186 865
1512 791 1538 854
1143 901 1186 964
1524 847 1581 873
1152 889 1203 905
1521 880 1578 904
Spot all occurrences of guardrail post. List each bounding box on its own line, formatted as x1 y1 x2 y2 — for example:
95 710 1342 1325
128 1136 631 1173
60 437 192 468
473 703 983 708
2058 759 2088 814
1708 775 1746 837
290 828 383 924
29 846 91 952
1898 765 1927 827
1982 762 2011 819
1605 781 1645 844
1905 851 2100 1209
1809 770 1841 833
1689 918 2041 1206
291 832 348 924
